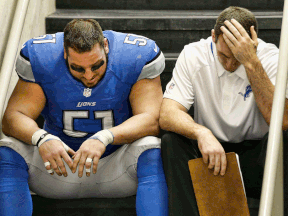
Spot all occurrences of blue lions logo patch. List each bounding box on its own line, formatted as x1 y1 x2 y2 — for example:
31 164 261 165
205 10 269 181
239 85 252 101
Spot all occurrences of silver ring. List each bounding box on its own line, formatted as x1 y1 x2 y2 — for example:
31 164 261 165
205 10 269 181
85 168 91 173
86 158 93 163
44 162 51 167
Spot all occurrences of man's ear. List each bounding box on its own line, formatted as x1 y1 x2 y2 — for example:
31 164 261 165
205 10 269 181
64 47 67 59
104 38 109 54
211 29 216 43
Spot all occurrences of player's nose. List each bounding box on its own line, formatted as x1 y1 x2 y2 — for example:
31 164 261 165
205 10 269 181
83 69 94 80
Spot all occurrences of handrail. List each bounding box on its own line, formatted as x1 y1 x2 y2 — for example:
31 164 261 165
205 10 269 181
259 0 288 215
0 0 30 135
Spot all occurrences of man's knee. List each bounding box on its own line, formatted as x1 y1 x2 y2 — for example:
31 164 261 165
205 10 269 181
0 146 28 170
137 148 164 178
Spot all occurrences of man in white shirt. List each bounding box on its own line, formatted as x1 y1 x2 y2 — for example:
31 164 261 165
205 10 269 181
159 6 288 215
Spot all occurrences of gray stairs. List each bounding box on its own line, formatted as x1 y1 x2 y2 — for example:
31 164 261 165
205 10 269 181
36 1 285 215
46 9 283 89
56 0 284 10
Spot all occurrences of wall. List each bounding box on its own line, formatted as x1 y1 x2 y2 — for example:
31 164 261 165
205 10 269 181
0 0 55 134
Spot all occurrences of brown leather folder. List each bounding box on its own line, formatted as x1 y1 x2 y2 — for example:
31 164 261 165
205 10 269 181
188 152 250 216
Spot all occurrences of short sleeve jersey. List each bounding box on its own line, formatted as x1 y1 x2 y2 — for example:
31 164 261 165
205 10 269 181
16 31 165 157
164 36 281 143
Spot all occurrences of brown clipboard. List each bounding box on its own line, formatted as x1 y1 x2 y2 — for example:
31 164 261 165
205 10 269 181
188 152 250 216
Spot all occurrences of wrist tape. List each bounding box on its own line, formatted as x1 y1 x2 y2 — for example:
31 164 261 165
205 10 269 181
88 129 114 147
31 129 69 152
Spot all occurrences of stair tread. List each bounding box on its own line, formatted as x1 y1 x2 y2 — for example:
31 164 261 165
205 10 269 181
48 9 283 19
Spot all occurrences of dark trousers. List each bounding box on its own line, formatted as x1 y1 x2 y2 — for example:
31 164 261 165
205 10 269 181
161 131 288 216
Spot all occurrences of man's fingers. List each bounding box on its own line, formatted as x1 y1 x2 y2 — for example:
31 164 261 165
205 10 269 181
220 153 227 176
208 154 215 169
224 20 242 40
202 153 209 164
61 151 73 171
92 156 99 174
44 161 54 175
78 155 87 178
55 157 68 177
250 26 258 46
85 157 93 177
221 29 235 49
67 147 76 157
50 159 62 176
213 154 221 175
72 153 81 173
230 19 250 38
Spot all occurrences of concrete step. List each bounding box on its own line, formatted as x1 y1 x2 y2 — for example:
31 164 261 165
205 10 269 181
46 10 283 53
56 0 284 11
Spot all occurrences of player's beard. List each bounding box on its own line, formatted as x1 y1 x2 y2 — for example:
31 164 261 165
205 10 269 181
65 51 109 88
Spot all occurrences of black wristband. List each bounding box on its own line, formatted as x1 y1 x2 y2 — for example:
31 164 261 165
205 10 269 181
36 132 49 147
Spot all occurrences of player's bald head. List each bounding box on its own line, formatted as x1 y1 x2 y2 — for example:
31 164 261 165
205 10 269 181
64 19 105 55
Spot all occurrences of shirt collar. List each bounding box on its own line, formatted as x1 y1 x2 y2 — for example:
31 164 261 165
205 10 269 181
211 40 248 81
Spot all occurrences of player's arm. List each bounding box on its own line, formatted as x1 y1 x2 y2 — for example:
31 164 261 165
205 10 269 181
2 79 75 177
221 19 288 130
110 75 163 144
2 79 46 144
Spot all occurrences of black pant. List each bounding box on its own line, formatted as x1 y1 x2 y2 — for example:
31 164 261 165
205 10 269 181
161 131 288 216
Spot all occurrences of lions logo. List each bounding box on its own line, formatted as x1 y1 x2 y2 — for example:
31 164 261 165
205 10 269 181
238 85 252 101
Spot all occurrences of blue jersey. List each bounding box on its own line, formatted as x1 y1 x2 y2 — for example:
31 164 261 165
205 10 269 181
16 31 165 157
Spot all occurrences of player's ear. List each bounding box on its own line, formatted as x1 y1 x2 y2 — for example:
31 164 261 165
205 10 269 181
64 47 67 59
211 29 216 43
104 38 109 54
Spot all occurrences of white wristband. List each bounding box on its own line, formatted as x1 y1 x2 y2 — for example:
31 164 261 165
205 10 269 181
31 129 69 152
88 130 114 147
32 129 48 146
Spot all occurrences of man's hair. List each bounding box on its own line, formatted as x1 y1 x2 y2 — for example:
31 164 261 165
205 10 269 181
214 6 258 42
64 19 104 55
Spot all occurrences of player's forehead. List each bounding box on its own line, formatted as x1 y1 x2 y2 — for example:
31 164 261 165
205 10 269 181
67 44 105 66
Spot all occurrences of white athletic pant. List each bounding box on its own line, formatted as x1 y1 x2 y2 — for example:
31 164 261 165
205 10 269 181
0 136 160 199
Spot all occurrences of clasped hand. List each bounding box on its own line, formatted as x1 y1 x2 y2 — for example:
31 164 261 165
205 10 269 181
220 19 258 67
39 139 105 177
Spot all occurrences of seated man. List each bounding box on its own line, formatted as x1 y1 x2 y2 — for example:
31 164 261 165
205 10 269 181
159 6 288 216
0 19 168 216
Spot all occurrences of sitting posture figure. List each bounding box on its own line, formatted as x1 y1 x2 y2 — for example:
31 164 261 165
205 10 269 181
159 6 288 216
0 19 168 216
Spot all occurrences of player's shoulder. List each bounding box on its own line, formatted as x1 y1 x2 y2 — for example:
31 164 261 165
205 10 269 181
104 30 158 57
104 30 164 83
17 33 65 83
21 33 63 58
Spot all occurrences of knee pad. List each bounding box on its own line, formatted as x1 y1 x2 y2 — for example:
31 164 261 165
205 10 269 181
137 148 165 179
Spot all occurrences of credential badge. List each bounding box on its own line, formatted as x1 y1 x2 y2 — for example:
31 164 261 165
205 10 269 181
83 88 92 97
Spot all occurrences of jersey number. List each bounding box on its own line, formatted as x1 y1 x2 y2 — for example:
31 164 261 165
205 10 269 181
32 34 56 44
124 34 147 46
63 110 114 138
